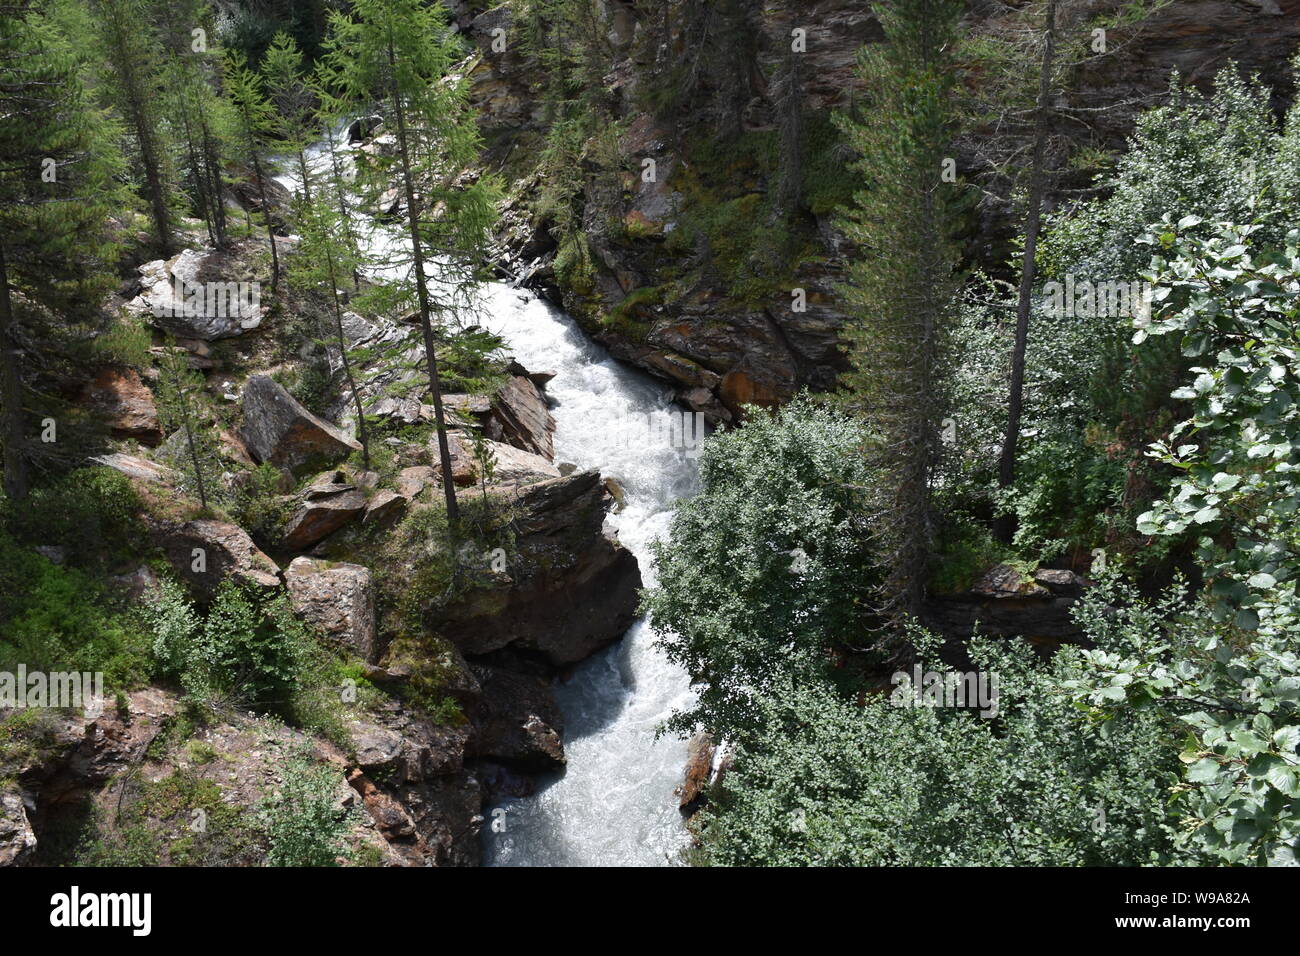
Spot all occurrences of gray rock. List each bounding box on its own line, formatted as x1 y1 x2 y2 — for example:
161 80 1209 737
240 375 361 476
284 557 378 662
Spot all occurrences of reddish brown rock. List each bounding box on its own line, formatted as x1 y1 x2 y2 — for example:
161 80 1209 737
80 367 162 445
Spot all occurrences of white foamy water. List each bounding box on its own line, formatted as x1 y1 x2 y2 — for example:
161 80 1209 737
274 140 701 867
475 284 700 867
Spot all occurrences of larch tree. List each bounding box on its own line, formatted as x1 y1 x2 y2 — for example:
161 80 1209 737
0 0 125 500
322 0 500 522
224 49 283 295
90 0 174 255
836 0 967 629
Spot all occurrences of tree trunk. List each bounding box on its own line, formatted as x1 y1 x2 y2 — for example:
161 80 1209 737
0 239 28 502
388 34 459 523
994 0 1056 544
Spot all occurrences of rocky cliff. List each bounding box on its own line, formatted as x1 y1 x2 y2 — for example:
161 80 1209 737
447 0 1300 422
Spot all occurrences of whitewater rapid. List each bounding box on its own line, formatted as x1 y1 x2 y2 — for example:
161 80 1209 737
274 139 701 867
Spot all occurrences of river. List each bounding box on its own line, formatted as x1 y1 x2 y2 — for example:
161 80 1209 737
274 138 700 867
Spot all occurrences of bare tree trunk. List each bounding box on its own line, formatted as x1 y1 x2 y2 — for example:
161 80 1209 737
0 239 28 502
994 0 1056 543
387 34 459 523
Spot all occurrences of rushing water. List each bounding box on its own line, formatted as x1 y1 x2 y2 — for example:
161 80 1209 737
274 139 700 867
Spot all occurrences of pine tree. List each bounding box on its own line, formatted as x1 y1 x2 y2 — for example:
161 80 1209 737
155 340 219 511
322 0 500 523
836 0 966 628
0 0 125 500
90 0 174 254
224 49 282 295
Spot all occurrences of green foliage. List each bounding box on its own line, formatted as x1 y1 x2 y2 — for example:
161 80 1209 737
89 315 153 370
698 618 1184 866
1079 218 1300 864
645 396 877 739
231 463 293 549
0 527 152 690
260 752 357 867
149 578 307 711
4 466 141 567
79 769 264 866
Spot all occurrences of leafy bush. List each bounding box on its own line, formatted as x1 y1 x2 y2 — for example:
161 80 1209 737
697 620 1186 866
0 529 151 689
149 578 307 710
260 754 357 867
3 466 142 567
645 396 878 739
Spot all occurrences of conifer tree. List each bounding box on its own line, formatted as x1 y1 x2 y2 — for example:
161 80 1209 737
155 340 219 511
225 49 282 295
290 192 372 471
153 0 231 250
0 0 125 500
90 0 174 254
322 0 500 523
836 0 966 627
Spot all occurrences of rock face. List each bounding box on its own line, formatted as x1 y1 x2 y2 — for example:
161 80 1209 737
147 517 281 600
126 247 267 340
284 557 379 662
345 709 481 866
240 374 362 476
438 470 642 665
468 665 566 772
464 0 1300 422
79 367 162 445
923 565 1091 650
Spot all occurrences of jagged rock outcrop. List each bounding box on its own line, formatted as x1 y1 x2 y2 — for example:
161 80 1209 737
240 374 362 476
284 557 379 662
437 469 643 665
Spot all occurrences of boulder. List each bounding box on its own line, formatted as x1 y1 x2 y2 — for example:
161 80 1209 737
363 490 407 526
147 518 280 600
79 367 162 445
282 483 368 551
126 248 267 340
284 557 378 662
678 731 716 813
468 665 565 772
438 470 642 665
489 374 555 459
91 452 176 485
240 375 361 476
